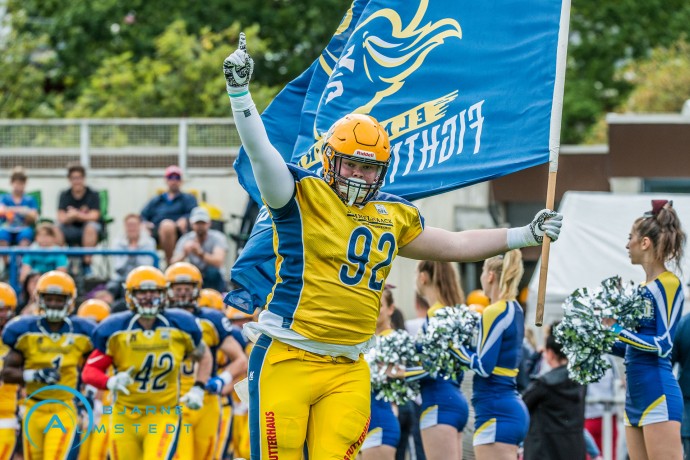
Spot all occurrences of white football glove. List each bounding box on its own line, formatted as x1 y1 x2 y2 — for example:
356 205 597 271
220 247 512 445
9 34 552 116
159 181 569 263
181 385 205 410
507 209 563 249
106 367 134 396
223 32 254 95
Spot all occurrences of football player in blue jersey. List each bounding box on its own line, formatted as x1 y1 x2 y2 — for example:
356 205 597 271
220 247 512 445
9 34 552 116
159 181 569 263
222 34 563 460
451 250 529 460
603 200 686 460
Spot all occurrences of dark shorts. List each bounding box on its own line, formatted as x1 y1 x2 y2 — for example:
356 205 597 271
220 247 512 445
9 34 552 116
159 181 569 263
0 226 34 245
59 222 102 246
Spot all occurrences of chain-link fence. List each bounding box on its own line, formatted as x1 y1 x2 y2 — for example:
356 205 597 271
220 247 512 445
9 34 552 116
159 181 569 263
0 118 241 172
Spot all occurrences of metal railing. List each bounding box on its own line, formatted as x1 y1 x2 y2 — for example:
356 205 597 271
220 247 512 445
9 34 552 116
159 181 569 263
0 247 160 294
0 118 240 171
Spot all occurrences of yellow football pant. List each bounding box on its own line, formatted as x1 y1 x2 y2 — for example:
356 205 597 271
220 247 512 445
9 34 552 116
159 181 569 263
108 407 180 460
22 400 79 460
248 336 371 460
78 413 110 460
231 411 250 460
215 403 233 460
174 394 221 460
0 418 18 460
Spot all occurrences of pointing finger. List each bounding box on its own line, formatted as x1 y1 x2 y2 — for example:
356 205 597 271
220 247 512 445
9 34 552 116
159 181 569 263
238 32 246 51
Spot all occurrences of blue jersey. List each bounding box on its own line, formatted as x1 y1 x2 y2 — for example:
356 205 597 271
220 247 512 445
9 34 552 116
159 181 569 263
454 300 524 395
265 164 424 346
617 271 683 368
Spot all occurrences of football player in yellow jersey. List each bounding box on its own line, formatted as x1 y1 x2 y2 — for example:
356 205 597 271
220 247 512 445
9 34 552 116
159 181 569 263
0 282 19 460
81 266 214 460
165 263 247 460
223 35 563 459
1 271 95 460
76 299 111 460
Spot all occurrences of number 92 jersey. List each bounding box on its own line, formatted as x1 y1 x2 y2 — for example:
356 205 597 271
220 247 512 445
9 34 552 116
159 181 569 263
266 165 424 346
91 310 202 408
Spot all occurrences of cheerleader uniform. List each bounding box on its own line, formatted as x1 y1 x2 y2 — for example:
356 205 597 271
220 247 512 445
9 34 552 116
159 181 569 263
454 300 529 446
419 303 469 432
612 271 684 427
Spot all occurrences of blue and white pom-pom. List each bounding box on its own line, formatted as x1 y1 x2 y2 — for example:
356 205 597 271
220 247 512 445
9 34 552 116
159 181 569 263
417 305 480 379
553 276 645 384
367 330 423 405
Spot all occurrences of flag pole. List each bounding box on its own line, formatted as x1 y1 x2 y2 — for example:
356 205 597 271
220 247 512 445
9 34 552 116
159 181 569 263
535 0 571 327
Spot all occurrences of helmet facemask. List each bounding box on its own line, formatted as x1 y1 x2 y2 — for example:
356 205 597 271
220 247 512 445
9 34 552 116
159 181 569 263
130 288 166 318
167 282 200 314
39 293 73 322
324 146 389 206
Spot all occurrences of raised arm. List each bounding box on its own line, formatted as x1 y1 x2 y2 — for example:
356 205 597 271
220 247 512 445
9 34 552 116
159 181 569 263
223 33 294 209
399 209 563 262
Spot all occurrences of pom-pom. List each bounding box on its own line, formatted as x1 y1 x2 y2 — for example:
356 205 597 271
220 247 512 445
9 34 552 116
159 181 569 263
553 276 645 384
417 305 480 379
367 330 423 405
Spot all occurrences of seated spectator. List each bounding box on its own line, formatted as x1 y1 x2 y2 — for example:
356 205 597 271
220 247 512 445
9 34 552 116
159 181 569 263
141 165 197 264
0 166 39 249
171 206 228 292
56 162 101 269
522 331 587 460
106 213 156 300
20 223 68 283
17 270 40 315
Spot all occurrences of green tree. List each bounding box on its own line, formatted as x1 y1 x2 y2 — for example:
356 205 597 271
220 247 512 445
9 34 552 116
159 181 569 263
584 38 690 144
68 22 279 118
564 0 690 143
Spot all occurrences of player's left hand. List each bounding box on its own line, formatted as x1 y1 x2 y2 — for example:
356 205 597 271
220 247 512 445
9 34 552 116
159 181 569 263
181 385 205 410
205 376 225 395
507 209 563 249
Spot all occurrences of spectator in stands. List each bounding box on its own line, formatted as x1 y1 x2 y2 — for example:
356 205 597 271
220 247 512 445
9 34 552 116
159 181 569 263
522 331 587 460
56 162 101 269
0 166 39 249
171 206 227 291
141 165 197 264
20 223 68 282
17 270 40 315
106 213 156 300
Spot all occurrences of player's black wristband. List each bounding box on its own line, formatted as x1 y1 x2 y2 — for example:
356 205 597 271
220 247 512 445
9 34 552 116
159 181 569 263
193 380 205 389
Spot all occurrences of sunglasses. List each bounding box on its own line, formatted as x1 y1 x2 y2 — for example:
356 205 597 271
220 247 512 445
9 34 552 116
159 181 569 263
166 174 182 181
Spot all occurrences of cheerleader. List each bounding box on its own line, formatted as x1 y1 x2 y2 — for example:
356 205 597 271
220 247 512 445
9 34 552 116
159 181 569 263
603 200 686 460
452 250 529 460
416 261 467 460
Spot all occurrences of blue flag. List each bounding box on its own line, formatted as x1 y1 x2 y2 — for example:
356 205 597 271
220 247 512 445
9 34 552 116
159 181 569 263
228 0 570 311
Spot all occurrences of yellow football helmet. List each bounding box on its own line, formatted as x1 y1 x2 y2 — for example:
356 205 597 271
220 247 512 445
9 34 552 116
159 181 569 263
321 113 390 206
165 262 202 309
77 299 111 323
125 266 167 317
36 271 76 322
0 282 18 328
198 288 224 311
226 306 253 322
466 289 490 307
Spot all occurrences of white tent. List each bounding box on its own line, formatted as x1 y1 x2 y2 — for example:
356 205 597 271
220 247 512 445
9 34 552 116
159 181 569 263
526 192 690 337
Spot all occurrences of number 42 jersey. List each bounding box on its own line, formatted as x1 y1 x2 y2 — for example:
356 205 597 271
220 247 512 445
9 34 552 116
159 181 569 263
91 310 202 409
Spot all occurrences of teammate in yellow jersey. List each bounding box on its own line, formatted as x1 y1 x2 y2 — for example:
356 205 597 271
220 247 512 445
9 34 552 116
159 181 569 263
0 282 19 460
76 299 112 460
223 34 563 459
1 271 95 460
81 266 214 460
164 262 247 460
